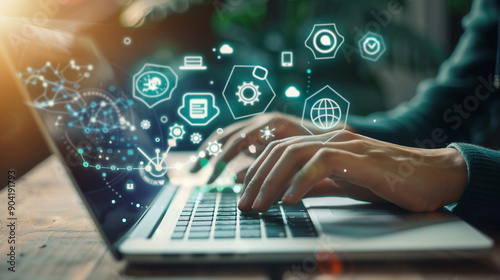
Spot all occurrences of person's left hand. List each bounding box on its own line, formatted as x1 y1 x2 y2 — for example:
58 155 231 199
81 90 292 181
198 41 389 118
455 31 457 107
238 130 468 213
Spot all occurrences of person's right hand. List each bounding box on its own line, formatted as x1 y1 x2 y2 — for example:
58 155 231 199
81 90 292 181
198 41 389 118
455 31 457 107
190 112 342 184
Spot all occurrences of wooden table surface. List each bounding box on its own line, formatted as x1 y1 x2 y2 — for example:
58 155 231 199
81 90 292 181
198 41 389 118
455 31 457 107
1 155 500 280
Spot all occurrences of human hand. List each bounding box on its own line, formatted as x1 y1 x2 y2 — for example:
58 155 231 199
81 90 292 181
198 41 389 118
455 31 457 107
190 112 339 183
120 0 203 28
238 130 468 213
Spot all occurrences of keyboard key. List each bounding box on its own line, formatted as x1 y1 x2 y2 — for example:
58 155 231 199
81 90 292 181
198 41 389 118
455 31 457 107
285 212 310 219
194 212 214 217
190 226 212 232
217 212 237 216
262 212 283 217
240 220 260 225
171 232 184 239
176 221 189 226
180 211 192 216
215 225 236 231
193 217 213 221
191 221 212 226
216 220 236 225
178 216 190 221
265 226 287 238
174 226 187 232
240 230 261 238
214 230 236 239
217 207 236 212
240 224 261 230
196 208 215 212
216 216 236 221
189 231 210 239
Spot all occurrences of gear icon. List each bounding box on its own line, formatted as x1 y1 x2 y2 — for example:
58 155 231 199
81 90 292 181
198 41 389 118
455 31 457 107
140 119 151 130
236 82 261 106
169 123 185 140
190 133 203 144
206 141 222 156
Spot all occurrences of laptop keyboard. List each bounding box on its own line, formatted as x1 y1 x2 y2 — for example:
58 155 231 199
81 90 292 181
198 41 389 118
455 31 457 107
171 187 318 240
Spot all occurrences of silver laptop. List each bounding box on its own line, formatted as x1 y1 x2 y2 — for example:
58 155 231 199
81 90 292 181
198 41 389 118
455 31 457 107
0 18 492 264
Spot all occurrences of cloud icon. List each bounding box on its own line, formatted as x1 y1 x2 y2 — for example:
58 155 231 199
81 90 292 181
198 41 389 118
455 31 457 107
220 44 234 55
285 86 301 98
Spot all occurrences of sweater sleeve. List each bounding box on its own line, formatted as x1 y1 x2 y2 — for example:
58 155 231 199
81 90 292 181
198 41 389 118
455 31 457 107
349 0 500 148
448 143 500 220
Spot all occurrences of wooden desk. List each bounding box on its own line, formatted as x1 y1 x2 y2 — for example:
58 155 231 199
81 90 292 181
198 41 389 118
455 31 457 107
1 156 500 280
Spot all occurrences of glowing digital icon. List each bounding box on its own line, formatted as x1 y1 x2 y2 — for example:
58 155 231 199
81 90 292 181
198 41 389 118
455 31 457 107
179 56 207 70
220 44 234 55
285 86 301 98
222 65 276 120
359 32 386 61
137 147 170 178
178 93 220 126
133 63 178 108
301 85 350 143
248 145 257 154
140 119 151 130
206 140 222 156
281 51 293 67
305 23 344 60
169 123 186 140
260 126 275 140
190 133 203 144
236 82 261 106
310 99 341 130
126 180 135 190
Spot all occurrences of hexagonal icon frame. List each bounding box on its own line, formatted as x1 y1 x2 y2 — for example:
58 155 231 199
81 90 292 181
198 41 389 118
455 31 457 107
177 92 220 126
358 32 386 62
133 63 178 108
301 85 350 144
305 23 345 60
222 65 276 120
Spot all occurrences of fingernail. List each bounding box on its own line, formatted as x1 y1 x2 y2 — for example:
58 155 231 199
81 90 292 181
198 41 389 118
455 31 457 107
252 194 262 210
238 194 248 208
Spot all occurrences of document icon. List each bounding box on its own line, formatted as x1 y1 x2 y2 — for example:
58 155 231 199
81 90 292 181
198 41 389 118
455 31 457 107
178 93 220 126
190 99 208 119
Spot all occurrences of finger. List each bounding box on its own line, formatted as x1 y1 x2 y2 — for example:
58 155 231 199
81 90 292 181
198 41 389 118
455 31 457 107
207 122 266 184
250 142 324 212
282 147 359 205
235 168 248 183
241 130 357 195
240 136 302 198
190 120 250 172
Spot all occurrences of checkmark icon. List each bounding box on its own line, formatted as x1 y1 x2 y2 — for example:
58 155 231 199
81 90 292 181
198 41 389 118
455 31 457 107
363 38 380 55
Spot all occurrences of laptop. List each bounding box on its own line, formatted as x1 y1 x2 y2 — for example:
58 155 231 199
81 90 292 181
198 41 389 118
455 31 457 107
0 17 493 264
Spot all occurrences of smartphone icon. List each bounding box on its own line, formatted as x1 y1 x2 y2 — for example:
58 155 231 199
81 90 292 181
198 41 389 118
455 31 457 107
281 51 293 67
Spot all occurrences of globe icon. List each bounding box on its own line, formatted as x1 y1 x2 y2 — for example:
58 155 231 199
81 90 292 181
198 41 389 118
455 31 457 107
310 98 342 130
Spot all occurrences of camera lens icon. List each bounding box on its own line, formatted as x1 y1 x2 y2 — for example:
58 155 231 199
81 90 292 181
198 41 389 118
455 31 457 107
305 23 344 60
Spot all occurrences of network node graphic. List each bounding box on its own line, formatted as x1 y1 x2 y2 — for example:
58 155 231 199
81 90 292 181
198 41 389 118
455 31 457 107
305 23 344 60
222 65 276 120
301 85 350 143
178 93 220 126
169 123 186 140
358 32 386 61
206 141 222 156
133 63 178 108
260 125 275 140
236 82 261 106
190 133 203 144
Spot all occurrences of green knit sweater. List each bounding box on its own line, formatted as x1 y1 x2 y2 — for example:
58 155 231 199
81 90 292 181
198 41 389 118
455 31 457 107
349 0 500 220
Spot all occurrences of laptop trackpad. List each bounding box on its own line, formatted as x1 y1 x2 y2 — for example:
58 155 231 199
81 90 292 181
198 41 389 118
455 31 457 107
309 199 453 238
